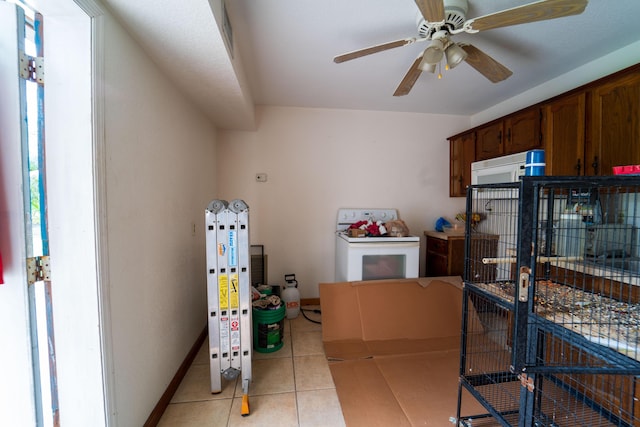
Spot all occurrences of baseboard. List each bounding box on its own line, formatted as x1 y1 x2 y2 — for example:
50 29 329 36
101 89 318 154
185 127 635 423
301 297 320 306
144 326 207 427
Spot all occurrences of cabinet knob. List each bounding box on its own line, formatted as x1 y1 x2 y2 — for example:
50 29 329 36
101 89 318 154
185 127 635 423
575 159 582 174
592 156 599 175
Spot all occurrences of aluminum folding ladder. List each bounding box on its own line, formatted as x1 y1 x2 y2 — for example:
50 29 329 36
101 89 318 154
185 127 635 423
205 199 252 416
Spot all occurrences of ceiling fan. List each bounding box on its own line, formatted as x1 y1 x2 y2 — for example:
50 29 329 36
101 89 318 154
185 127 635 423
334 0 588 96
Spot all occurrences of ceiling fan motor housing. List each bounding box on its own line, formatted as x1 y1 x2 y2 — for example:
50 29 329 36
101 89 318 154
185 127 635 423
418 0 469 37
445 0 469 30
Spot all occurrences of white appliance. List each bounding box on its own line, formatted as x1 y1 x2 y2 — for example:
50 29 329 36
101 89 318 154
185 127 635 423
585 224 636 257
471 151 527 185
335 208 420 282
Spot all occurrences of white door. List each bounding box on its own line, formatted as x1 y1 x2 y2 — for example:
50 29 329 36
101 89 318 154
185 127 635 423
2 2 109 425
0 2 38 425
23 7 60 426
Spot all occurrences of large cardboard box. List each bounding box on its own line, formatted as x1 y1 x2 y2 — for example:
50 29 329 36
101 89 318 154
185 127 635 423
320 277 484 426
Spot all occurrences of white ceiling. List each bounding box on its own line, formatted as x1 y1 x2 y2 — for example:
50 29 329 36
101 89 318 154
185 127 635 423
101 0 640 131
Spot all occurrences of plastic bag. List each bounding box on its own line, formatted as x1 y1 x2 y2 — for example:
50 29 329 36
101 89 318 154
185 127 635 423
385 219 410 237
434 217 451 232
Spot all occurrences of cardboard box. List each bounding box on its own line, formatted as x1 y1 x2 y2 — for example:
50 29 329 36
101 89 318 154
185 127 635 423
347 228 366 238
320 277 485 426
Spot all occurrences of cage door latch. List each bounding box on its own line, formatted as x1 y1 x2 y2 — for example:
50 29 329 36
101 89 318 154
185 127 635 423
517 266 531 302
518 373 535 392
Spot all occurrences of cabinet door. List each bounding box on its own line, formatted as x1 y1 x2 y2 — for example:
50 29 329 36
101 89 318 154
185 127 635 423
589 72 640 176
475 121 504 160
448 237 465 277
450 132 475 197
543 92 586 176
504 108 542 154
426 236 452 276
426 252 449 276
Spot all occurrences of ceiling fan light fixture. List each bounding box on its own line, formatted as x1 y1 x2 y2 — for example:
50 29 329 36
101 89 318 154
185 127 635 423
419 60 437 73
335 0 589 95
445 42 467 69
423 39 444 64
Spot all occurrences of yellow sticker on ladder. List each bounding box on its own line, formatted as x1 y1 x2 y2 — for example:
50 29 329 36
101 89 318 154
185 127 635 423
230 274 239 309
219 275 229 309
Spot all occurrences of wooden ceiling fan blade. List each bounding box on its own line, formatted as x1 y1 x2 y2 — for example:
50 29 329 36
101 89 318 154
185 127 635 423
334 38 418 63
469 0 588 32
461 44 513 83
414 0 445 23
393 56 424 96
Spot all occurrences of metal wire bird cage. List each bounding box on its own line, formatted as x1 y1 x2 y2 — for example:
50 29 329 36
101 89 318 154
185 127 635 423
456 176 640 427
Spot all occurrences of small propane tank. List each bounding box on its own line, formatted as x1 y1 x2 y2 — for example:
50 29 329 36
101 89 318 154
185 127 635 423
281 274 300 319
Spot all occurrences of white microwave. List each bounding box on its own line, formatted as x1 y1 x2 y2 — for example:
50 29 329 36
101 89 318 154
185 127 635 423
471 151 527 186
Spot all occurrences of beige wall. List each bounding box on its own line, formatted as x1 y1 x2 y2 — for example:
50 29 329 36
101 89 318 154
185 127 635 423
102 12 218 425
218 106 469 298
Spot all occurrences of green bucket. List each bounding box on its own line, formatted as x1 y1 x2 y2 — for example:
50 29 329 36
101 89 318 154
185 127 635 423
255 284 273 296
252 303 285 353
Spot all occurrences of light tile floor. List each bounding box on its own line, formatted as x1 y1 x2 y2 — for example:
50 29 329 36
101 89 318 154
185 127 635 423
158 307 346 427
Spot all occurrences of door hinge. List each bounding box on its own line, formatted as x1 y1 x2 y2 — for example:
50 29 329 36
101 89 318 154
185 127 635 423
19 51 44 84
27 256 51 284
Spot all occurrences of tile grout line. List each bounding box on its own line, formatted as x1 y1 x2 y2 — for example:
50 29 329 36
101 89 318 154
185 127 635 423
292 330 302 427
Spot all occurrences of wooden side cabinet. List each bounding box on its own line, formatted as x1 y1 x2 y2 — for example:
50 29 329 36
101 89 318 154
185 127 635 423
425 232 465 276
424 231 499 281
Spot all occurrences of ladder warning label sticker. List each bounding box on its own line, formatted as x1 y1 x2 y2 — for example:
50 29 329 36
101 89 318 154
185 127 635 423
231 320 239 331
219 276 229 309
228 231 237 266
231 331 240 350
217 243 226 256
230 274 239 308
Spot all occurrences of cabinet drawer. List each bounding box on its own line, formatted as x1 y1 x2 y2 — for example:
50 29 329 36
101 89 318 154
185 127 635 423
427 236 448 255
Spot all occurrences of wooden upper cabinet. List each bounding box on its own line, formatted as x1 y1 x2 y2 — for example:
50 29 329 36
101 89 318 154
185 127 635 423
504 108 542 154
446 64 640 187
449 131 476 197
542 92 586 176
475 121 504 160
588 71 640 176
474 108 541 161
